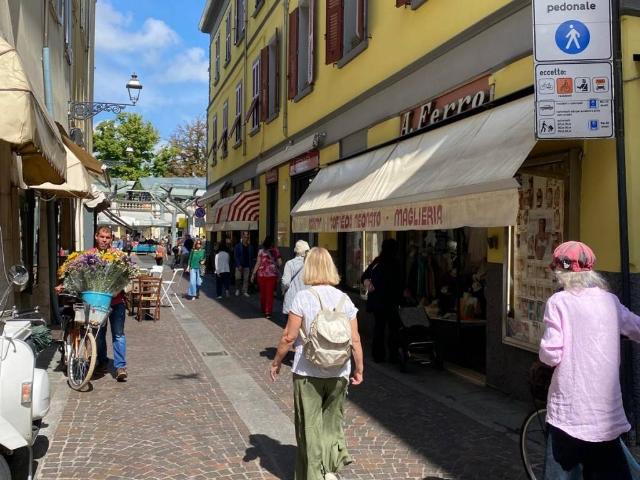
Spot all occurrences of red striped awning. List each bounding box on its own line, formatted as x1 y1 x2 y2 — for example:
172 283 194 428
207 189 260 231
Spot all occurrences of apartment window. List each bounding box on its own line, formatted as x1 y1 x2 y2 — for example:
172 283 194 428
64 0 73 64
220 101 229 158
225 11 232 65
396 0 428 8
234 0 245 44
325 0 368 67
246 58 261 132
229 81 243 146
288 0 315 101
210 115 218 166
260 31 280 122
214 35 221 83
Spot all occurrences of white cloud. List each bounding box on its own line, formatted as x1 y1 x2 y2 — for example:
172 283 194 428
95 1 179 53
155 48 209 84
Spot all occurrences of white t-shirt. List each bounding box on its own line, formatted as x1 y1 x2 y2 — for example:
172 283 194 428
289 285 358 379
215 251 231 273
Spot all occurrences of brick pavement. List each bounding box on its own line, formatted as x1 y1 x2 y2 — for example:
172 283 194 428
37 263 527 479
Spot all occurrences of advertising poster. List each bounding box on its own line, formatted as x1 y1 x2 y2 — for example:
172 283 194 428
504 174 564 351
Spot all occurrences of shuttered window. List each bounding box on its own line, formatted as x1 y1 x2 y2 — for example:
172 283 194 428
234 0 245 44
288 1 315 100
231 81 243 145
248 58 260 130
396 0 409 6
258 31 280 123
325 0 343 64
225 11 232 65
288 9 299 100
214 35 221 83
221 100 229 157
397 0 427 9
64 0 73 64
325 0 367 65
211 115 218 166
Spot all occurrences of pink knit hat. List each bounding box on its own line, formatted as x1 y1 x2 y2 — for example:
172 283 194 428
550 241 596 272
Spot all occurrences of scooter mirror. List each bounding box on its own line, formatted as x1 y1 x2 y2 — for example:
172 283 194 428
9 264 29 286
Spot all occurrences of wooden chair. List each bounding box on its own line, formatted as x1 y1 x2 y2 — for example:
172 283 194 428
136 276 162 322
126 278 142 316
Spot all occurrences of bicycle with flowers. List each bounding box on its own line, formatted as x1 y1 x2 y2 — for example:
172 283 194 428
57 248 138 390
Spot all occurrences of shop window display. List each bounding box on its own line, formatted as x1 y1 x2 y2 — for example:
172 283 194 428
403 228 488 321
504 173 565 351
343 231 383 292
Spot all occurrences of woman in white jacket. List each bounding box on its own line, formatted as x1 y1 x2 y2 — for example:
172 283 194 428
214 245 231 299
281 240 310 320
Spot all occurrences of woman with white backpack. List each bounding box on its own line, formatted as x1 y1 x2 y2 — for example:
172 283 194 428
270 247 364 480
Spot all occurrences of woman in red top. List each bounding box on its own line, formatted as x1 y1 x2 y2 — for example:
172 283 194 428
251 236 282 319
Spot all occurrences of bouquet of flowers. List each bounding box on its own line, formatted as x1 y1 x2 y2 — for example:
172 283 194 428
58 248 139 296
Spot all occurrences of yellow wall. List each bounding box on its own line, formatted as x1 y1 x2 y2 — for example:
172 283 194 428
367 117 401 149
207 0 513 186
622 16 640 272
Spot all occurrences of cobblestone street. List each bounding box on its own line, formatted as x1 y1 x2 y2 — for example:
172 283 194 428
36 261 529 479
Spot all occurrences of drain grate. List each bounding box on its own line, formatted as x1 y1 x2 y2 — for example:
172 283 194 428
202 351 228 356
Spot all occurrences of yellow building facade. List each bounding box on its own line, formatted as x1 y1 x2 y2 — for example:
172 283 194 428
200 0 640 398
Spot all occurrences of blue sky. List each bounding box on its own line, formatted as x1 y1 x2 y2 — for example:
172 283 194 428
94 0 208 142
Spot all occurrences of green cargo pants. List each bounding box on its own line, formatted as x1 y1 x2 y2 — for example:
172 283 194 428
293 374 353 480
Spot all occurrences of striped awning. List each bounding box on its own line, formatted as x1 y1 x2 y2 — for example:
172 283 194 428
207 189 259 231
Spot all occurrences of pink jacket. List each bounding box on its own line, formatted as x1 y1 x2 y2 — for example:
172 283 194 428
540 287 640 442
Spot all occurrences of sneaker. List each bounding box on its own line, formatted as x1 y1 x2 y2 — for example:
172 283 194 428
217 296 222 299
243 292 250 297
235 289 240 296
116 368 128 382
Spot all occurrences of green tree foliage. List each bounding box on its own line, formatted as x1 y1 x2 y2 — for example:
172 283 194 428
163 116 207 177
93 113 160 180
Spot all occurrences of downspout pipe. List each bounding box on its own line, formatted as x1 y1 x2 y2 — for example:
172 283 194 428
612 0 635 430
43 2 61 324
282 0 289 138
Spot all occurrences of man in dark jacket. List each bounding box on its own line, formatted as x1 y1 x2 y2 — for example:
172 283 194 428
361 238 404 363
234 231 254 297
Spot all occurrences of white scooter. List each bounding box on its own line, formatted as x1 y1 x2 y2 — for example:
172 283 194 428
0 265 51 480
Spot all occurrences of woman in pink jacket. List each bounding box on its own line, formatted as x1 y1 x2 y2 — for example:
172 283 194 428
540 241 640 479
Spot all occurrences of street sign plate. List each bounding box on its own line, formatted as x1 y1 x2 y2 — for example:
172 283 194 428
535 62 614 139
533 0 612 62
194 207 206 218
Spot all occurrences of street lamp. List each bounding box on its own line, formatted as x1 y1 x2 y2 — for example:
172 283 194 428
68 72 144 121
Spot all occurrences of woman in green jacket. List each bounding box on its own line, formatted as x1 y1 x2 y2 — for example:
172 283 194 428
187 239 206 299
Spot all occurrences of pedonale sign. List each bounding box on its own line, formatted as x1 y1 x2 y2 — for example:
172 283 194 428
400 76 494 135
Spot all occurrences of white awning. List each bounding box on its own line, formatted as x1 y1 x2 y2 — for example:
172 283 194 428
98 210 173 228
29 145 93 197
292 96 535 233
0 37 66 184
206 190 260 231
256 133 319 174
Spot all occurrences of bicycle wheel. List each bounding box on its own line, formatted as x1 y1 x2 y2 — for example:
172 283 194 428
520 408 548 480
67 327 97 391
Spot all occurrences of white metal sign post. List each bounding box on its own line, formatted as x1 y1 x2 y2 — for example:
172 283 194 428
533 0 614 139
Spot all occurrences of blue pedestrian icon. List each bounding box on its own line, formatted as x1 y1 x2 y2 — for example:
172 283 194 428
555 20 590 54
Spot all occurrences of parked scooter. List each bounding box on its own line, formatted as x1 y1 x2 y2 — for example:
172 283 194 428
0 265 51 480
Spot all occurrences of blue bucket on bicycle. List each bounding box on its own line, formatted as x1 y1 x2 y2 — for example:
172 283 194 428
81 291 113 310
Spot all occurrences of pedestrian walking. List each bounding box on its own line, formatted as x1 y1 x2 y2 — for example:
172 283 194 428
154 240 167 266
123 233 133 256
270 247 364 480
282 240 310 321
540 241 640 479
234 231 255 297
361 238 404 363
93 226 129 381
215 244 232 299
251 235 282 319
186 239 206 300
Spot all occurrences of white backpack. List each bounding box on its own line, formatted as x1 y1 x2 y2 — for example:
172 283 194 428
300 288 353 368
